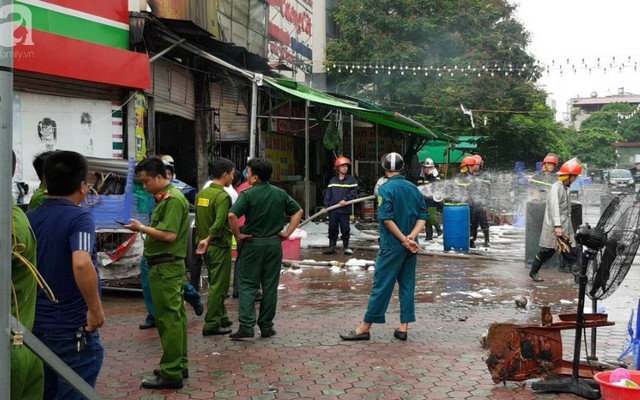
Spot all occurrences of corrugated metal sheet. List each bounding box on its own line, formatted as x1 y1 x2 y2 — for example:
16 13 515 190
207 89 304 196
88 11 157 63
14 71 119 100
150 59 195 121
210 78 250 141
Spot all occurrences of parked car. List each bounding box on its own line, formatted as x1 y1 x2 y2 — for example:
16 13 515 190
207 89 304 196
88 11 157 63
606 169 635 194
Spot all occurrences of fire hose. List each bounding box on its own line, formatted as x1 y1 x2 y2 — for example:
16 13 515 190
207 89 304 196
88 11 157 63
298 195 376 228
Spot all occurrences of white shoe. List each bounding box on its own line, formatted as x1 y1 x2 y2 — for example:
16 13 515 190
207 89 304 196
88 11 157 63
344 248 353 255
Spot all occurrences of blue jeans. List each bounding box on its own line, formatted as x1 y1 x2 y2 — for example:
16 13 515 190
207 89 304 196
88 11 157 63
142 256 201 322
35 329 104 400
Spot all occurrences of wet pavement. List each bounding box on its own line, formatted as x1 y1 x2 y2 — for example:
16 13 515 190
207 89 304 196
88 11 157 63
96 186 640 399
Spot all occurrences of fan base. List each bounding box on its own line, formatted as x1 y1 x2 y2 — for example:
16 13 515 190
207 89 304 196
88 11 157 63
532 377 600 399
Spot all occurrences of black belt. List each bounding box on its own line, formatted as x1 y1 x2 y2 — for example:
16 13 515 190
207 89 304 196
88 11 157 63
147 255 184 267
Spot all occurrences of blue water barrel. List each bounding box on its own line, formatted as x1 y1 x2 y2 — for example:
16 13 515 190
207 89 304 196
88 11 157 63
443 203 470 252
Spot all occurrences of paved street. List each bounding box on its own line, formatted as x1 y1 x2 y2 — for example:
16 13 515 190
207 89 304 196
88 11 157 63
96 228 639 399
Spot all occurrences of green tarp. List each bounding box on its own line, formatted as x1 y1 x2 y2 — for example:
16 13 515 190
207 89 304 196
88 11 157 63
417 136 480 164
262 77 439 139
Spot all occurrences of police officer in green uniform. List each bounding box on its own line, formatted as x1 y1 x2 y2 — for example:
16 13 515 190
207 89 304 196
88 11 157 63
28 151 53 210
124 157 190 390
228 158 303 339
340 153 427 342
195 158 235 336
11 150 44 399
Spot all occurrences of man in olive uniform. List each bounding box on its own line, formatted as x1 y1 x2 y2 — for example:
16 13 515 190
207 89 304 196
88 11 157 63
340 153 427 341
28 150 53 210
124 157 190 389
416 158 442 240
195 158 235 336
228 158 303 339
11 150 44 399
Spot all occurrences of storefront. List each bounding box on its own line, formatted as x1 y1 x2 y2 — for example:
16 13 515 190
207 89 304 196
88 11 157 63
11 0 150 199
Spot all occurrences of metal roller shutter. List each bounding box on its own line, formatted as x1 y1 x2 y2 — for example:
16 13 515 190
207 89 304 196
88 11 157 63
149 59 195 121
14 71 120 100
210 78 250 142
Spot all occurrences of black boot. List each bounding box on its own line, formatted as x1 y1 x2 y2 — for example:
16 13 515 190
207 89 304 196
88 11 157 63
323 239 337 254
435 224 442 237
483 229 490 247
425 225 433 241
529 256 544 282
343 238 353 255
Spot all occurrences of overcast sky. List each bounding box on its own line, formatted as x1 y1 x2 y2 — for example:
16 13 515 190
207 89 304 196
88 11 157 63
513 0 640 121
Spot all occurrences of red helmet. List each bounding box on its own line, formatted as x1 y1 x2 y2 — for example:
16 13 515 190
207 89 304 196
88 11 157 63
460 156 477 168
543 153 559 165
557 158 582 176
472 154 483 165
334 156 351 169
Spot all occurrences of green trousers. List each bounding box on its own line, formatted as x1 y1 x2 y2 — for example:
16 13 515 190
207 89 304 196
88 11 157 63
236 239 282 335
149 261 188 380
11 345 43 400
427 206 438 226
203 245 232 330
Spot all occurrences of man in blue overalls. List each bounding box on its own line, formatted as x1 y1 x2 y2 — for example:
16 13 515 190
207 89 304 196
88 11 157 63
340 153 427 341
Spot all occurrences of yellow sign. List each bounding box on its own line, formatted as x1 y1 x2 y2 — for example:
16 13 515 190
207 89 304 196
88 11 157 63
134 92 147 161
265 133 295 182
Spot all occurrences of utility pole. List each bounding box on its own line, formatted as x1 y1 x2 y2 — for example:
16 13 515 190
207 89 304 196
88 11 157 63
0 1 15 398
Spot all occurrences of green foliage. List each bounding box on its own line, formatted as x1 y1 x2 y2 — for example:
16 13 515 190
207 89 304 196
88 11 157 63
327 0 571 168
581 103 640 142
564 127 623 168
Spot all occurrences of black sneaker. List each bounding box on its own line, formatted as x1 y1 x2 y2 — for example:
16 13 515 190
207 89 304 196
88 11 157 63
229 330 254 340
261 329 276 338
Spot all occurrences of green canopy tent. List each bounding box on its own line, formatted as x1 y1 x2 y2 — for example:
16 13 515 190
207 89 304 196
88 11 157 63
417 136 480 164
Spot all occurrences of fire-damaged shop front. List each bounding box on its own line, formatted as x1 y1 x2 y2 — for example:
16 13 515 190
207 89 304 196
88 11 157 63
256 78 437 218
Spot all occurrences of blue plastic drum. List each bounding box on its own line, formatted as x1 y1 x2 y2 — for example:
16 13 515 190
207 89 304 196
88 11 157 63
443 203 470 253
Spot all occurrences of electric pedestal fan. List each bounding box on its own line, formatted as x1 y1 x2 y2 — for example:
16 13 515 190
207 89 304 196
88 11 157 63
532 191 640 399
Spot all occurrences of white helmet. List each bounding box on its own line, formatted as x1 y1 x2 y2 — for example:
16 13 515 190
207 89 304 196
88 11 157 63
422 158 435 168
161 155 174 165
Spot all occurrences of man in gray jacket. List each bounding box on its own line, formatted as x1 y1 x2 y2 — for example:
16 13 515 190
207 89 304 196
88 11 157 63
529 158 582 282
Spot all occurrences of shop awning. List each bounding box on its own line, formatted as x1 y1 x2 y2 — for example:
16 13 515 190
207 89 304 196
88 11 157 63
262 77 439 139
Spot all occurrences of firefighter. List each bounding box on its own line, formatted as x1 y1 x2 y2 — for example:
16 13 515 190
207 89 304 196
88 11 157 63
416 158 442 240
529 158 582 282
455 156 490 248
530 152 559 199
323 156 358 255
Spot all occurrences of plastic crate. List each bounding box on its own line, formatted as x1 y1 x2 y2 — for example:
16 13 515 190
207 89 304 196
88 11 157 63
86 158 149 229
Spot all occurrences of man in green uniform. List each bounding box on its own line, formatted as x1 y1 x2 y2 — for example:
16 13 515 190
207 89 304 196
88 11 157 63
11 150 44 399
28 151 53 210
195 158 235 336
124 157 190 389
228 158 303 339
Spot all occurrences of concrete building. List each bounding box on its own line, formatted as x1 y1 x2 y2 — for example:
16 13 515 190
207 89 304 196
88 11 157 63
569 88 640 130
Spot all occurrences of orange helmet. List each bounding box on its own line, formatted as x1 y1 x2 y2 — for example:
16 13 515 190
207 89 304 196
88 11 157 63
543 153 559 165
472 154 483 165
334 156 351 169
460 156 477 168
557 158 582 176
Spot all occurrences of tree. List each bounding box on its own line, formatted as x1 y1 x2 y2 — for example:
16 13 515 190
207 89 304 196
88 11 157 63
580 103 640 142
326 0 570 168
564 127 623 168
